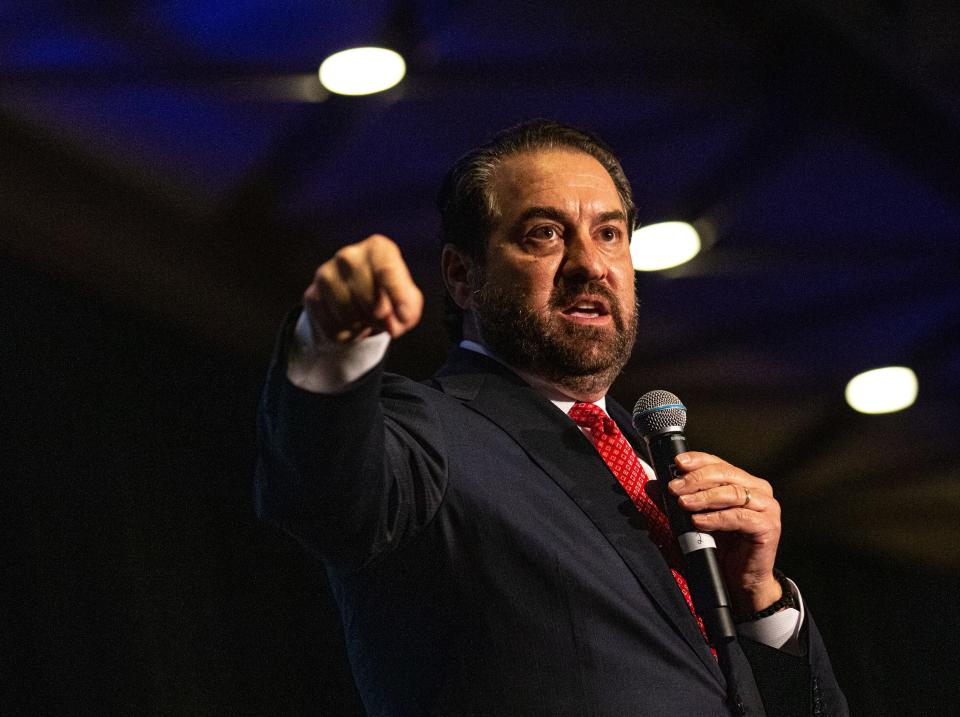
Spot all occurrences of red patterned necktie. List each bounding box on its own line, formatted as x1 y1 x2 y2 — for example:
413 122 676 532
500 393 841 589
568 401 713 652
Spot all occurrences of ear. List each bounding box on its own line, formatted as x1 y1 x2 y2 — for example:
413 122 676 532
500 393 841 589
441 243 477 310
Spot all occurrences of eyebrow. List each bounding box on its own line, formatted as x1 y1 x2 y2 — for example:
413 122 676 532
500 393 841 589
511 206 628 229
514 206 568 226
596 210 627 225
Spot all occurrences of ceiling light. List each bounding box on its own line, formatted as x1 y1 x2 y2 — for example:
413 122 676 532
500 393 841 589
630 221 701 271
845 366 918 414
318 47 406 96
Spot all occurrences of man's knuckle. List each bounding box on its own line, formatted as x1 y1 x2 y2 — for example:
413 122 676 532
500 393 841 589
367 233 398 255
335 250 359 273
317 260 341 283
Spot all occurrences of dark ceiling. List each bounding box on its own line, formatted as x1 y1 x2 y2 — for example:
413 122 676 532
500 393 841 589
3 1 959 572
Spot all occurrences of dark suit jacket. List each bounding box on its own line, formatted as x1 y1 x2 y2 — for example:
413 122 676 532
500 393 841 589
256 338 847 716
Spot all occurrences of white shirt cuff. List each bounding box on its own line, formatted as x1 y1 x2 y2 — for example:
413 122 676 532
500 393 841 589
285 310 390 393
736 576 805 656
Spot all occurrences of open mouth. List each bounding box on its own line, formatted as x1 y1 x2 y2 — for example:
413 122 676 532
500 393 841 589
561 298 611 320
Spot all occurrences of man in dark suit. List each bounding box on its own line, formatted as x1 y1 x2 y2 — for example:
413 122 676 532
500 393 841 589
256 120 847 715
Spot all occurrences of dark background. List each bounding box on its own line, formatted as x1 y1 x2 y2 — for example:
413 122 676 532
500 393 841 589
3 2 960 715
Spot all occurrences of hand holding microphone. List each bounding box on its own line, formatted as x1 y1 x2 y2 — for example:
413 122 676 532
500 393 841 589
633 391 784 641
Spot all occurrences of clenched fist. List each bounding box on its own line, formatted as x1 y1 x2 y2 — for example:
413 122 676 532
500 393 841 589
303 234 424 343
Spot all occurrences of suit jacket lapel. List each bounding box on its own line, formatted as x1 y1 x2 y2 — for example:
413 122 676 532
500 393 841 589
434 349 724 684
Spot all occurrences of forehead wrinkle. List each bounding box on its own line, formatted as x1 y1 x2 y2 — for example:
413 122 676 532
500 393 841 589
487 149 623 233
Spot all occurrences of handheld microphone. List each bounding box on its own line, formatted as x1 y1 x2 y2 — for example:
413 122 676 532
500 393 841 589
632 390 737 644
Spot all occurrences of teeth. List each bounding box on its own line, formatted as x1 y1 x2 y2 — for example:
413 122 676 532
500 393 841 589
563 300 606 316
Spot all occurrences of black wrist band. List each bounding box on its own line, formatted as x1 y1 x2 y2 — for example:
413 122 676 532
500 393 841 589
736 568 797 623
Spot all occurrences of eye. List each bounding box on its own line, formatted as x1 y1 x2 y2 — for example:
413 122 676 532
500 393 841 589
526 225 561 241
598 226 621 242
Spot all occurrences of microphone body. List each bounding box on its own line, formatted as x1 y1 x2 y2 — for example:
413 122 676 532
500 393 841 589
633 392 737 644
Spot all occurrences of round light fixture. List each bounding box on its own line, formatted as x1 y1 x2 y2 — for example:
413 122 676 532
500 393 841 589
844 366 918 414
630 221 701 271
318 47 406 96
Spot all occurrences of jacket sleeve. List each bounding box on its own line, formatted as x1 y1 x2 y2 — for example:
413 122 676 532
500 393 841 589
740 611 849 716
254 314 448 564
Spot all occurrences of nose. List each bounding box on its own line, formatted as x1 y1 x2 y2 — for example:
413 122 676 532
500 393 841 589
560 230 607 283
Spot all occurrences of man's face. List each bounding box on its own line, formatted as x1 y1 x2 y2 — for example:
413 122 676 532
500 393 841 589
471 149 638 399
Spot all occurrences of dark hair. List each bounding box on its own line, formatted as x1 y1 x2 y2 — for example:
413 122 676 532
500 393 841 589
437 119 636 339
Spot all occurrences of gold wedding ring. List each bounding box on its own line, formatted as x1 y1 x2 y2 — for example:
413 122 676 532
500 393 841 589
742 487 752 508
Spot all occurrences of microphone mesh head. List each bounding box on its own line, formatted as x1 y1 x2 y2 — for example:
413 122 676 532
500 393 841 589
632 390 687 437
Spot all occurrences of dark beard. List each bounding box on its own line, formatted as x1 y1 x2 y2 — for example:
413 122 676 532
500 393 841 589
473 275 638 397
